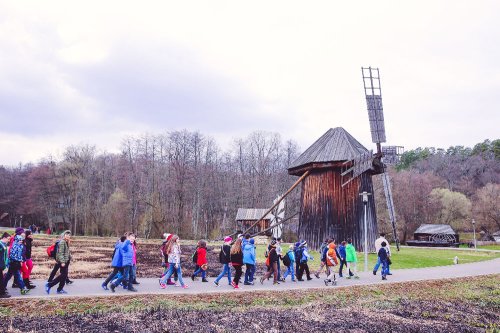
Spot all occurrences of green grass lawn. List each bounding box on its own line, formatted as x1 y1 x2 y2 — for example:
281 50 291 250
253 243 500 272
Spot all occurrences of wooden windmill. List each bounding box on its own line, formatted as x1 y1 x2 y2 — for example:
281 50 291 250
237 67 401 252
287 67 401 252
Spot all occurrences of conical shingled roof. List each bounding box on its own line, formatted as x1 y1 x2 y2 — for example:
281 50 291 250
288 127 368 173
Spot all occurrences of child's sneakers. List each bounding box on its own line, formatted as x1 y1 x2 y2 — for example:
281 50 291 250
231 281 239 289
101 283 108 291
45 283 51 294
324 279 330 286
273 281 280 285
354 276 360 279
20 288 30 295
159 283 167 289
56 290 68 294
181 284 189 289
213 280 219 287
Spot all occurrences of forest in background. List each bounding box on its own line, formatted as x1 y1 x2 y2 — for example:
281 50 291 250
0 130 498 243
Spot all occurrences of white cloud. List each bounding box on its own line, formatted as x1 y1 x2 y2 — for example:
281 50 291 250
0 0 499 166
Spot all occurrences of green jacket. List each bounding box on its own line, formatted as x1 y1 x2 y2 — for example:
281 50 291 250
345 243 357 262
56 239 71 264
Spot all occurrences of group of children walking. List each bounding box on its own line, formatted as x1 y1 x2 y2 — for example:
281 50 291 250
0 228 74 298
2 228 393 298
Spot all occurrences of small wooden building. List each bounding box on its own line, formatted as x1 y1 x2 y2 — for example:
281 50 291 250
235 208 272 234
407 224 459 247
288 127 379 251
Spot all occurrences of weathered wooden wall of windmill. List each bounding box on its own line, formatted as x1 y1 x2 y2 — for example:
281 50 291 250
298 168 378 252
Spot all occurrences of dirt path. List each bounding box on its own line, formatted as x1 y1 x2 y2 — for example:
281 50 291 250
7 257 500 299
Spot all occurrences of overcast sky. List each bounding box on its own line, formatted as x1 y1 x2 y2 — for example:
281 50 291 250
1 1 499 166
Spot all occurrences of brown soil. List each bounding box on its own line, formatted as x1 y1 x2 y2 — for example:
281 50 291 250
5 298 498 333
31 236 266 279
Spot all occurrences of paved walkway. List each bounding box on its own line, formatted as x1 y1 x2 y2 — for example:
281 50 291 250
5 258 499 299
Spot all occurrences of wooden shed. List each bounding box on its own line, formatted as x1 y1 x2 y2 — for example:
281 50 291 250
407 224 459 247
288 127 379 252
235 208 273 234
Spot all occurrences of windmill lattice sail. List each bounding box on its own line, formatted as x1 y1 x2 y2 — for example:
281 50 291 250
362 67 386 145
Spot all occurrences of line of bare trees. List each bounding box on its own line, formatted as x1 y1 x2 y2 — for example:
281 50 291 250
0 130 300 239
0 133 498 242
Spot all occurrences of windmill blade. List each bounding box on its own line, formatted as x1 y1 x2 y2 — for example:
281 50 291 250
341 150 373 187
362 67 386 151
381 170 400 251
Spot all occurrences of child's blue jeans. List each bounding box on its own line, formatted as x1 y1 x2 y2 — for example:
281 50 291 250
215 263 231 285
282 264 295 281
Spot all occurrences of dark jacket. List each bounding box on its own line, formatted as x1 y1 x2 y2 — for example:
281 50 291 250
230 251 243 265
338 245 347 259
25 237 33 259
219 244 231 264
0 241 8 270
268 247 279 264
378 247 388 261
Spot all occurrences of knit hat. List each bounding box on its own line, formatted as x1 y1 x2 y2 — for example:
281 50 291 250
300 240 307 247
165 233 173 242
270 239 277 247
61 230 71 237
249 238 255 245
224 236 232 243
289 245 294 250
15 227 24 235
294 242 300 248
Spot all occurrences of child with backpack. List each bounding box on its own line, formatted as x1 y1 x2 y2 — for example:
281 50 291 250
378 241 390 280
314 238 329 279
260 239 279 285
345 238 359 279
3 232 30 295
297 241 313 281
338 241 352 278
45 230 72 294
191 240 208 282
243 238 256 285
230 238 244 289
324 242 339 286
214 236 232 287
281 245 296 282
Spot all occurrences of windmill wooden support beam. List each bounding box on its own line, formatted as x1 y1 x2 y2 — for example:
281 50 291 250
229 170 310 238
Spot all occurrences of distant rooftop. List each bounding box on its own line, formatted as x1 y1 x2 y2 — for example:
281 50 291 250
235 208 272 221
414 224 457 235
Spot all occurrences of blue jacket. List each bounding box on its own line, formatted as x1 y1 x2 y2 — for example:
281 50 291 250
242 242 256 265
121 240 133 266
378 247 388 261
321 246 328 261
111 240 124 267
287 250 295 263
338 245 346 259
9 235 25 262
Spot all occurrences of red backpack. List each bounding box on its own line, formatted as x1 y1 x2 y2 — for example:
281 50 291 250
46 240 60 259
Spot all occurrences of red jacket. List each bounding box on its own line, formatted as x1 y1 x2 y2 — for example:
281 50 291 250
196 247 207 266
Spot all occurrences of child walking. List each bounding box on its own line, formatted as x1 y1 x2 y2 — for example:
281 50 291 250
260 239 279 285
191 240 208 282
243 238 256 285
378 241 390 280
159 235 188 289
345 238 359 279
214 236 232 287
324 242 339 286
230 238 243 289
281 245 296 282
